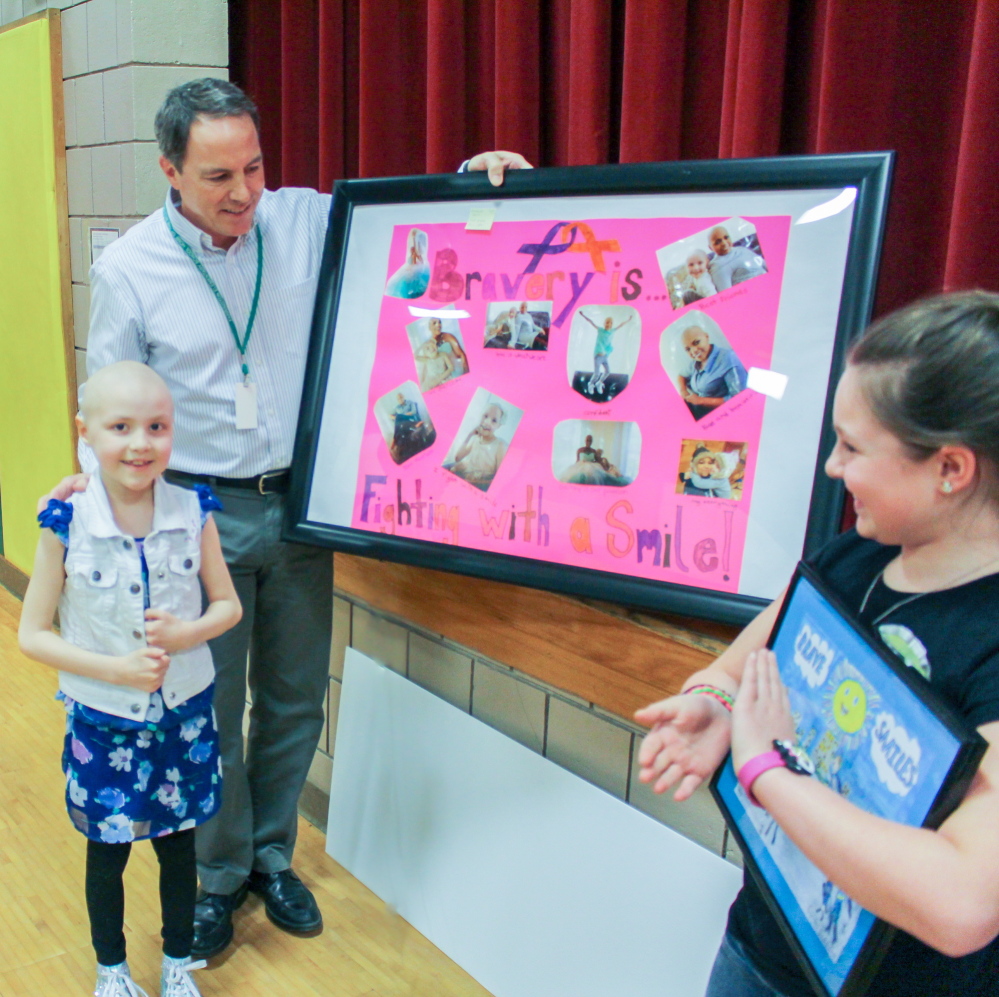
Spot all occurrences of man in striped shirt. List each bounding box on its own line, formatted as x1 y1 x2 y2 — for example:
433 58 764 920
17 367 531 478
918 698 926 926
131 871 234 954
76 77 530 960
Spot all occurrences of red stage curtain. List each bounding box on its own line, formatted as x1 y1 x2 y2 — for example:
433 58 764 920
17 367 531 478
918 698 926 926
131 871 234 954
229 0 999 313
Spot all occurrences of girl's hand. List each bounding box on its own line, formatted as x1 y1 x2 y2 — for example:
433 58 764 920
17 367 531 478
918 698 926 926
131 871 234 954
731 649 796 772
117 646 169 692
144 608 193 653
634 694 733 800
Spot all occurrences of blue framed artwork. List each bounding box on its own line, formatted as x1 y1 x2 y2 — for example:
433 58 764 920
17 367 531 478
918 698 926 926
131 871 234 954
711 562 987 997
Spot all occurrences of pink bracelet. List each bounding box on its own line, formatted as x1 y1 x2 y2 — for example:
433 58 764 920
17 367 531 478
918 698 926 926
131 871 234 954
684 683 735 713
737 750 785 806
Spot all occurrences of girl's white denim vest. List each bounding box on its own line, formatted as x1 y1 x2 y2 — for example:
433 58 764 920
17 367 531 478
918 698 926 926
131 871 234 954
59 475 214 720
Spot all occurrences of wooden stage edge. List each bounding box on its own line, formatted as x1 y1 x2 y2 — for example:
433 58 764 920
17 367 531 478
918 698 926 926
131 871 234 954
334 553 739 721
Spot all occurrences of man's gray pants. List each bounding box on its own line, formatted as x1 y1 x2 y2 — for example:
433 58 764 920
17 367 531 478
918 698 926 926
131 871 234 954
195 486 332 895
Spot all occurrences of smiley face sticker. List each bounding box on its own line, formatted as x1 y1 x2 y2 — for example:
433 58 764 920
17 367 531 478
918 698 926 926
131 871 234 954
832 679 867 734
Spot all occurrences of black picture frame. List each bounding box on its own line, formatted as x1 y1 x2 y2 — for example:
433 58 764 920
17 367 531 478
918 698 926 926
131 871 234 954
710 562 987 996
285 154 893 625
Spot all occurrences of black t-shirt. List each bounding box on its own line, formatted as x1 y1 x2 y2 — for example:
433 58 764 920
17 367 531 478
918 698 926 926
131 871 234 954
728 529 999 997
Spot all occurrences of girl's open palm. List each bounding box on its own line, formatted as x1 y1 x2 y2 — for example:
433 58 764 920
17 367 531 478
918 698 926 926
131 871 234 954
635 694 733 800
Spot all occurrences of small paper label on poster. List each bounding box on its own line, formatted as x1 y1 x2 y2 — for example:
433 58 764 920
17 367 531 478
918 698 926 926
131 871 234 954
465 208 496 231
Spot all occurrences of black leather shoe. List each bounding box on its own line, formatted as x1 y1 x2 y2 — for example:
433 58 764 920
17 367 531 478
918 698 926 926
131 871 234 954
191 880 249 959
247 869 323 934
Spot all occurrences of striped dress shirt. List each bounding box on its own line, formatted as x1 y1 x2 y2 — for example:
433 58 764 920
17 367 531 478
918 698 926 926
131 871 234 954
87 187 332 478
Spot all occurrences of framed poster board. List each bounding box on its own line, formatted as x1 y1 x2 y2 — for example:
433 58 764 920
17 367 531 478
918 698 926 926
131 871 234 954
711 562 987 997
286 154 893 625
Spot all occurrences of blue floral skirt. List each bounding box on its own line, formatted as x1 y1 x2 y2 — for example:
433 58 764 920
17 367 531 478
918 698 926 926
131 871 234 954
61 688 222 843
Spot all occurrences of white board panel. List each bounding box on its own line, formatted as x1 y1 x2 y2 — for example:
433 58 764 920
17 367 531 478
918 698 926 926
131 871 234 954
327 649 742 997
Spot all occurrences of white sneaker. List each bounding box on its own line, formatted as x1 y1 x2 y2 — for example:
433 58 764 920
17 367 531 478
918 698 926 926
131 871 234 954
94 962 149 997
160 956 207 997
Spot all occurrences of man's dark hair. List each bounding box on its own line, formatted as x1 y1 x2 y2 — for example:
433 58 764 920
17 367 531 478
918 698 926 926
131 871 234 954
154 78 260 170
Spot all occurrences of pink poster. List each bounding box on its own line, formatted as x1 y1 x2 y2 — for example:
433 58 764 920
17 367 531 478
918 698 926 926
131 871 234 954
350 214 789 595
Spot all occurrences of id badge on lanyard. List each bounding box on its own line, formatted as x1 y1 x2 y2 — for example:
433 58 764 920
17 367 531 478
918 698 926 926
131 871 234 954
235 381 258 430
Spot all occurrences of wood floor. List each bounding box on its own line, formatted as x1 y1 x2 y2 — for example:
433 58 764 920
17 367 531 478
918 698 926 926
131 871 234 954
0 585 492 997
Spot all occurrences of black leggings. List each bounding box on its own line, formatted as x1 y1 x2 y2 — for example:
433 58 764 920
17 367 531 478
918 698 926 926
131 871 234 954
85 828 196 966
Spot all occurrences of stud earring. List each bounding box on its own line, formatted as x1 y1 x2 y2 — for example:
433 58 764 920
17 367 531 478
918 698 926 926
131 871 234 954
942 480 953 494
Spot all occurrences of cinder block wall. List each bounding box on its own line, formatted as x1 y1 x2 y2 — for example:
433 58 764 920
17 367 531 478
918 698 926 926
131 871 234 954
49 0 228 388
0 0 49 24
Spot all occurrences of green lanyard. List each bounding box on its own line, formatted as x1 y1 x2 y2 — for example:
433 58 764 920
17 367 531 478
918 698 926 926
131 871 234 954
162 206 264 379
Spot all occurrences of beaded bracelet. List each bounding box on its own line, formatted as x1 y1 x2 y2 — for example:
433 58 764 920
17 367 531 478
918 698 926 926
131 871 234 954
683 683 735 712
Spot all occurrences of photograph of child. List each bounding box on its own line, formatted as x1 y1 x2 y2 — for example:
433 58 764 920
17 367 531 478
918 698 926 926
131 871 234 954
384 227 430 299
442 388 523 491
374 381 437 464
406 308 469 391
483 300 552 351
675 439 747 500
566 304 641 402
657 217 768 309
660 311 748 420
553 420 641 487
